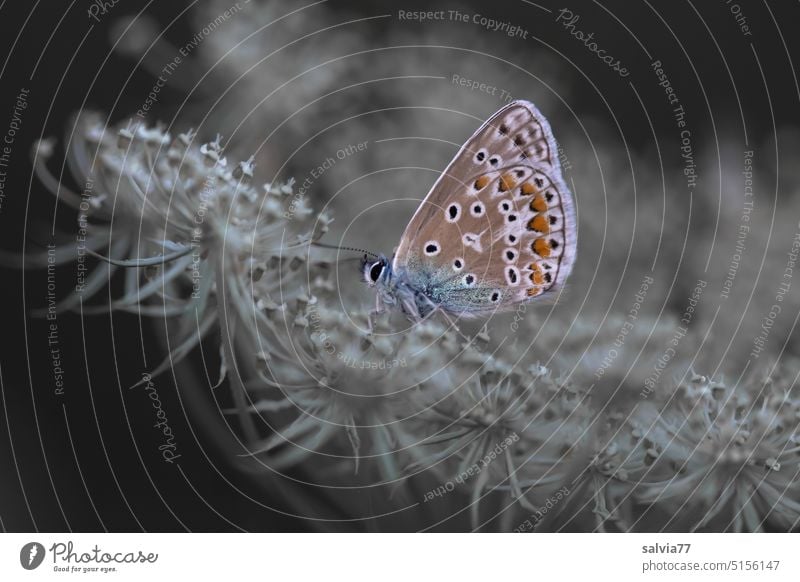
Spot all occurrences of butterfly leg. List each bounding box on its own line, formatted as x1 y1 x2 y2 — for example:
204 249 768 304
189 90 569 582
367 293 386 335
418 297 473 345
438 310 474 345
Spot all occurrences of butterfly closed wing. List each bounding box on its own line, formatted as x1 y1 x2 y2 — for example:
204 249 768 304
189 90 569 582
363 100 576 322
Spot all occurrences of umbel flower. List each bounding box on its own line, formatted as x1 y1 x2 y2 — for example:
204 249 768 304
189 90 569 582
634 370 800 532
28 115 800 532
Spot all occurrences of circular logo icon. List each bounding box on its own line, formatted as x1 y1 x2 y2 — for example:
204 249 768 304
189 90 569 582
19 542 45 570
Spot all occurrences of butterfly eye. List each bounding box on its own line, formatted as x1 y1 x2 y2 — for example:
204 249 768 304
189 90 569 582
368 261 384 283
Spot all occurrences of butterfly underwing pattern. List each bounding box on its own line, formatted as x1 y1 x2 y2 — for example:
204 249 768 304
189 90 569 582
363 100 577 322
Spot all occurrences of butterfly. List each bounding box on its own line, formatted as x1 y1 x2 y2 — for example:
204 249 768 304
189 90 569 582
362 100 576 324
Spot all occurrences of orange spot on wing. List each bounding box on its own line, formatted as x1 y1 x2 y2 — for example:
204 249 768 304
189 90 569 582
529 263 544 285
528 214 550 234
530 194 547 213
474 175 491 189
520 182 537 196
526 287 542 297
499 173 517 192
532 238 552 258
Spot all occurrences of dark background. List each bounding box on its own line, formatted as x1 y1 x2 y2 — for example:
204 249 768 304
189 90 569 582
0 0 798 532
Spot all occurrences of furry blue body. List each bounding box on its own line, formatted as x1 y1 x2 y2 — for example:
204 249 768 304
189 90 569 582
372 254 491 321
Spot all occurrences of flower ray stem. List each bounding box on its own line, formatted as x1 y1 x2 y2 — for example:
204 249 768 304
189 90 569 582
86 243 191 267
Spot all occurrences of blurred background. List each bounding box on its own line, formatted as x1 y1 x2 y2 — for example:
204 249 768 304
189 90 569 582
1 0 799 531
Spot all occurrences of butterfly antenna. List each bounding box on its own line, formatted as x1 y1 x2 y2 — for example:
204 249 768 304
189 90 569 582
312 241 378 260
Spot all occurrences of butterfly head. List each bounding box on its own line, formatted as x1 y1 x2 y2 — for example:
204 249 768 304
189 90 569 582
361 254 391 287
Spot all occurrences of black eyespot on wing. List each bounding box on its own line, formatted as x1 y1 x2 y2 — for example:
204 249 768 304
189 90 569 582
506 250 514 260
489 157 499 166
425 243 438 253
476 151 485 162
507 268 518 284
448 204 458 219
491 291 500 302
